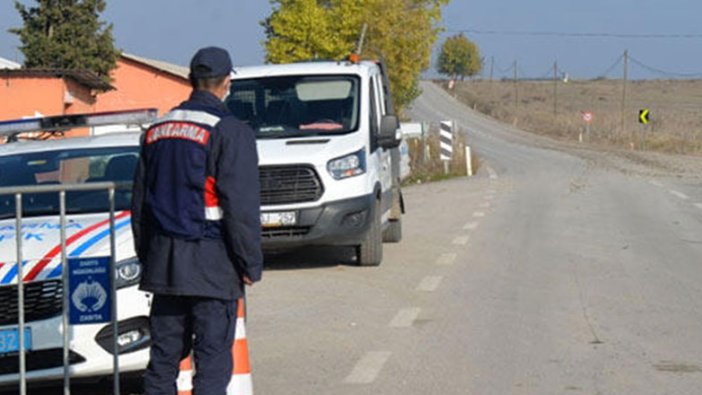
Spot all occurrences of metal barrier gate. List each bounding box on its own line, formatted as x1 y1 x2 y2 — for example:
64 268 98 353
0 181 125 395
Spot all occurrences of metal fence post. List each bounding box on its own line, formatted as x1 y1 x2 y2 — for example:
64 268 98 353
15 193 26 395
60 190 70 395
109 187 120 395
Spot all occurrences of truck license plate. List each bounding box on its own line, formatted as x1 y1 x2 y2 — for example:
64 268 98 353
0 327 31 354
261 211 297 228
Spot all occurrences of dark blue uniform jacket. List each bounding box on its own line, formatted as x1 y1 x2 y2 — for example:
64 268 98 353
131 90 263 300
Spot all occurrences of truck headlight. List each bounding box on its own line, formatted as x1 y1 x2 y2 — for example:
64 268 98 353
115 257 141 289
327 149 366 180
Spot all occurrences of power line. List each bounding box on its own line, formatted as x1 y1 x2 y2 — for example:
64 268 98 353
629 55 702 78
597 54 625 78
449 28 702 39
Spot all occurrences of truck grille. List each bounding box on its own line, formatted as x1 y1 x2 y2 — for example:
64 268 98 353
262 226 311 239
0 280 63 326
260 165 323 205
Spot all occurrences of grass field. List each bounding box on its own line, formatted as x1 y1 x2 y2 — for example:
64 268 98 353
443 79 702 155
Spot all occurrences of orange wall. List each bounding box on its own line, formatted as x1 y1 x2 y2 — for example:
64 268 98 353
0 76 97 137
97 58 190 115
0 76 96 119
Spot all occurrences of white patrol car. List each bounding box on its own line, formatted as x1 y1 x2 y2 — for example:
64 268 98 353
228 59 404 266
0 110 155 388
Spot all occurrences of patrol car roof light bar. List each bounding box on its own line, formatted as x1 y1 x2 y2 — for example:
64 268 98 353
0 108 159 141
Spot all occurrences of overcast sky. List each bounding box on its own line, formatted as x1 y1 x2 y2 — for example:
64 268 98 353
1 1 700 80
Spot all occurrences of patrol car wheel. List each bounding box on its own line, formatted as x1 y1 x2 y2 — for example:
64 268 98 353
356 201 383 266
383 218 402 243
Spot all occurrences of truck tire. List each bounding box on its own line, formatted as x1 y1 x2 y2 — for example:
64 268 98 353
383 218 402 243
356 201 383 266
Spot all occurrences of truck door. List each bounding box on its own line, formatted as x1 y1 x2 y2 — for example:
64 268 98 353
369 74 393 218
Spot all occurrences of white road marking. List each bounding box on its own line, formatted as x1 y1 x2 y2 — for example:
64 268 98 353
487 166 498 180
344 351 392 384
436 253 457 265
670 190 690 200
695 203 702 210
389 308 421 327
463 222 479 231
473 211 486 218
417 276 443 292
649 180 663 187
452 235 470 245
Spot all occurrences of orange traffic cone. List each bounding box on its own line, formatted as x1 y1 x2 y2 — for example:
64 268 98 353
175 298 253 395
227 298 253 394
176 355 194 395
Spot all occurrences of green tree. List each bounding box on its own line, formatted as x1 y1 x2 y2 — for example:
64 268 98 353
10 0 119 83
263 0 448 113
437 33 482 80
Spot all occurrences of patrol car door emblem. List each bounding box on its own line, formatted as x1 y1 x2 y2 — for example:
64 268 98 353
71 277 108 312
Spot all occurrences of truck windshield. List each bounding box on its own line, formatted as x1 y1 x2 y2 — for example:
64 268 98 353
227 75 360 139
0 146 139 219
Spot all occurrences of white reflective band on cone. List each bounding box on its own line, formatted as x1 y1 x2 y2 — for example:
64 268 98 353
235 317 246 340
205 206 223 220
177 369 194 391
227 374 254 395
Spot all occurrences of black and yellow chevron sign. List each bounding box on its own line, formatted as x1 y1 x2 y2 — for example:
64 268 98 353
639 109 651 124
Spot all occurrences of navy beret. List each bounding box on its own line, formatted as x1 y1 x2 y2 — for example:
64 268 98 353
189 47 233 79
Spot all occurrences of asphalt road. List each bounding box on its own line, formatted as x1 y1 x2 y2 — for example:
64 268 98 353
37 82 702 394
247 82 702 394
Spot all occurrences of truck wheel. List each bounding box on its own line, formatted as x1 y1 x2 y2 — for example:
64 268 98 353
383 218 402 243
356 201 383 266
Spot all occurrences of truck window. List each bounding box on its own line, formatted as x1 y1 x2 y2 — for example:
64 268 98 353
228 75 360 139
369 77 382 151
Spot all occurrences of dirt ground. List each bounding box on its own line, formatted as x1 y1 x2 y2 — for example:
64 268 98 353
445 79 702 157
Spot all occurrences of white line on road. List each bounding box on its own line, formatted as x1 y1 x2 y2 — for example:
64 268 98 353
463 222 479 231
436 253 457 265
417 276 443 292
344 351 392 384
649 180 663 187
695 203 702 210
389 308 421 328
452 235 470 245
670 190 690 200
487 166 498 180
473 211 486 218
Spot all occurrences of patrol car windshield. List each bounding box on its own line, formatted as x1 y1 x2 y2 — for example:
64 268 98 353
227 75 360 138
0 147 139 219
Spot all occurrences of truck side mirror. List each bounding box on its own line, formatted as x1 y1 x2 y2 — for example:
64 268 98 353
378 115 401 149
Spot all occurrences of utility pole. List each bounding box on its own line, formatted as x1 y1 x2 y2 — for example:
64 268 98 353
513 60 518 111
620 50 629 135
489 56 494 82
553 61 558 116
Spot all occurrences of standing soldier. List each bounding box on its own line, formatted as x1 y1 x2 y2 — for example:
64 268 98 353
131 46 263 395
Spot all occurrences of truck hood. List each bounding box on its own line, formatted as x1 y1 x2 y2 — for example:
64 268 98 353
0 211 133 285
257 134 364 168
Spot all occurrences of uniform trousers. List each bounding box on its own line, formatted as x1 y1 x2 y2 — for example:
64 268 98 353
144 295 237 395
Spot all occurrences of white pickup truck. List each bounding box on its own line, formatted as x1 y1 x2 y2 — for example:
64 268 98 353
228 60 405 266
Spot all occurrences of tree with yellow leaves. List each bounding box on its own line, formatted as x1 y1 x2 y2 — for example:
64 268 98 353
437 33 482 81
262 0 449 113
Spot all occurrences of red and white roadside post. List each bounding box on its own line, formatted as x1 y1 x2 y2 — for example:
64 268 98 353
581 111 594 143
